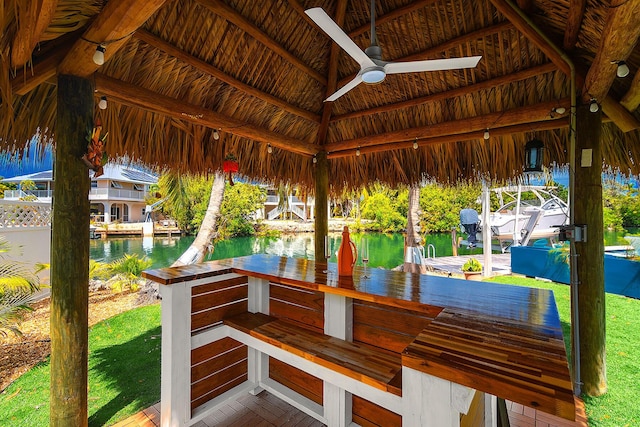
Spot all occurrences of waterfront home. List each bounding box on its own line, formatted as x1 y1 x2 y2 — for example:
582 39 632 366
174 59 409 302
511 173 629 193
2 163 157 224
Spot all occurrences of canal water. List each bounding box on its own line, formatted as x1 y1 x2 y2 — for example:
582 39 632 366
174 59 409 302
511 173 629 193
90 230 634 270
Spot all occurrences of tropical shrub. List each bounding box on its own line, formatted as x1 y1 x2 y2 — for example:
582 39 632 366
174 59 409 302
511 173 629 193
219 183 267 238
420 182 481 233
0 237 44 336
361 192 406 232
107 254 152 293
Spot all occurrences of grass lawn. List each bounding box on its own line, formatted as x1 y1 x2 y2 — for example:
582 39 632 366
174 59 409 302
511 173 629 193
1 278 638 426
0 304 161 427
489 276 640 427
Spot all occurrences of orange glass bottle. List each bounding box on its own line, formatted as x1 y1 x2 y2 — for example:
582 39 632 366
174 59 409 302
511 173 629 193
337 226 357 276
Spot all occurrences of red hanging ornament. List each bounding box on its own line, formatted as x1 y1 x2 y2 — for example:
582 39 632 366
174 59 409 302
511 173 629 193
223 153 239 186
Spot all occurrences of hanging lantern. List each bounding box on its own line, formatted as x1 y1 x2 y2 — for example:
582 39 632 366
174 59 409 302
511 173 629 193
524 139 544 172
223 153 239 186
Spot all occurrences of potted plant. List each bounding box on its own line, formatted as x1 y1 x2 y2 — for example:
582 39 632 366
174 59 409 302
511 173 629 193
461 257 483 281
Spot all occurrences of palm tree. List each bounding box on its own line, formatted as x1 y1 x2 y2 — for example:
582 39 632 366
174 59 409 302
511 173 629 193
171 171 227 266
0 236 44 336
404 184 426 274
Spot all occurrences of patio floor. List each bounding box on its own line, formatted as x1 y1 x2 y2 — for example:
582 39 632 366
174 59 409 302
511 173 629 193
112 391 588 427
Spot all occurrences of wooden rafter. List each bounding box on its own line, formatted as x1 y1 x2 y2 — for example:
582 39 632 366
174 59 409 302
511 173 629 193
195 0 327 86
348 0 439 38
327 118 570 159
581 0 640 102
331 63 557 122
10 0 59 68
563 0 586 51
11 46 67 95
489 0 571 76
621 72 640 111
489 0 640 132
337 21 514 88
133 30 320 123
95 74 318 156
326 98 569 152
315 0 348 146
58 0 167 77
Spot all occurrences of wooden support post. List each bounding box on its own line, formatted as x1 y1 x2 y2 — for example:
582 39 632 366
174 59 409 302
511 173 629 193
315 151 329 261
159 282 191 426
574 103 607 396
324 287 354 426
402 367 475 427
50 74 92 427
248 277 270 395
404 184 425 274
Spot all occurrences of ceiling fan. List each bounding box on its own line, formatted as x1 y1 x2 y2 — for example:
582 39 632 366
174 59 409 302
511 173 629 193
305 0 482 102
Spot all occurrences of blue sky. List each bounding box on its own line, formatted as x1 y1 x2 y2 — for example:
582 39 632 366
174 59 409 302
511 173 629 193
0 141 54 179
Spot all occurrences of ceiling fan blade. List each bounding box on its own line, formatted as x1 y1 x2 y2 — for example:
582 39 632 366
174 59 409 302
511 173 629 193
384 56 482 74
325 74 364 102
306 7 375 68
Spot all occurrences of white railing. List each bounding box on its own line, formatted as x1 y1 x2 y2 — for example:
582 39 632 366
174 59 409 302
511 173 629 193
0 200 52 228
3 189 53 200
89 188 147 201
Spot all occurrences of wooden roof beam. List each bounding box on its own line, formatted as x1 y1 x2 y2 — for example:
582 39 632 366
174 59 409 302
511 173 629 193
10 0 59 68
348 0 439 38
58 0 168 77
620 72 640 111
95 74 318 156
490 0 640 132
581 0 640 102
196 0 327 86
11 46 67 96
332 62 557 122
563 0 586 51
134 30 320 124
327 118 570 159
337 21 514 88
326 98 570 152
315 0 348 146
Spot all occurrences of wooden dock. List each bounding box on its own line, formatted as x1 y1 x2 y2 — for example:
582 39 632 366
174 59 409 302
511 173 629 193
423 253 512 276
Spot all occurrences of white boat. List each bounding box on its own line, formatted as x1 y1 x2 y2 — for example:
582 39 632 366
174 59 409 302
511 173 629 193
462 185 570 252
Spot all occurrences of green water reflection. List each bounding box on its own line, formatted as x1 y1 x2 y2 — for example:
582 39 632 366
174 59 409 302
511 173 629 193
90 229 635 270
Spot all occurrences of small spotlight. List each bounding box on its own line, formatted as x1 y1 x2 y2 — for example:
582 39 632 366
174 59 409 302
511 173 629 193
413 140 418 150
213 129 220 140
93 45 106 65
356 148 361 156
616 61 630 78
589 99 599 113
553 107 566 115
98 96 107 110
267 144 273 154
483 129 490 140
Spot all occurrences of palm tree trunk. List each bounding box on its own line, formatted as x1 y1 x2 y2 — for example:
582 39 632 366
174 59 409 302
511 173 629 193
404 184 426 274
172 171 226 267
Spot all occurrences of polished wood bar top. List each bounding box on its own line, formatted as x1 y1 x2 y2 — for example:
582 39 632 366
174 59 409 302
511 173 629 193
143 254 575 420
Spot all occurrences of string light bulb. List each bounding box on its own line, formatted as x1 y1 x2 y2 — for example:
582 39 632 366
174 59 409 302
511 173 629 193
616 61 630 78
312 156 317 164
93 45 106 65
413 140 418 150
98 96 107 110
483 129 490 140
356 148 361 156
267 144 273 154
213 129 220 140
589 99 599 113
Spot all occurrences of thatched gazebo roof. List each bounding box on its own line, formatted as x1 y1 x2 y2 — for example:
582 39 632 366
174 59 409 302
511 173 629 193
2 0 640 190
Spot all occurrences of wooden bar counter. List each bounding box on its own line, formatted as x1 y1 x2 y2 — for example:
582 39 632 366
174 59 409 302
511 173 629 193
144 254 575 427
